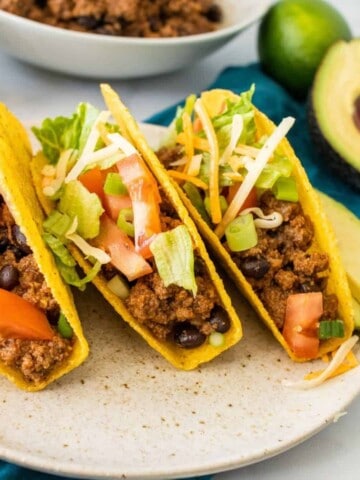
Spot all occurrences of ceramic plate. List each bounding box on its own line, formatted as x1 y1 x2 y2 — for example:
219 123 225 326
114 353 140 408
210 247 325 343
1 124 360 480
0 0 272 79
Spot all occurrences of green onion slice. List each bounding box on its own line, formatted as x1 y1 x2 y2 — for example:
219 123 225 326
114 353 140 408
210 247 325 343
272 176 299 202
225 213 258 252
318 320 345 339
117 208 134 237
57 313 73 339
104 172 128 195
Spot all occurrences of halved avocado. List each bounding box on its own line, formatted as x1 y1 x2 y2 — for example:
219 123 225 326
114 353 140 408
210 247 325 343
309 39 360 190
317 190 360 329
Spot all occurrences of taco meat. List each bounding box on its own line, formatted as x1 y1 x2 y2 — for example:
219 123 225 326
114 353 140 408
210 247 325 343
0 0 222 37
231 191 339 329
0 197 73 384
102 191 228 348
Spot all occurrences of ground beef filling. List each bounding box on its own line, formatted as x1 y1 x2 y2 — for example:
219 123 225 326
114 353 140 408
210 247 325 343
0 0 222 37
0 198 73 384
232 191 339 329
103 192 229 348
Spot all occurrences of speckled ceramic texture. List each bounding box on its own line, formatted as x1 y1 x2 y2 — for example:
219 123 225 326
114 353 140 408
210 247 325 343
0 125 359 479
0 0 272 79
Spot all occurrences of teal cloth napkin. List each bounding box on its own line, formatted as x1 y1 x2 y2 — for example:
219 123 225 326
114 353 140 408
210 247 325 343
1 63 358 480
148 63 360 218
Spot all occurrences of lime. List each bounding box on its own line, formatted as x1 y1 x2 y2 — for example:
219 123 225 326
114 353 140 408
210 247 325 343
258 0 352 98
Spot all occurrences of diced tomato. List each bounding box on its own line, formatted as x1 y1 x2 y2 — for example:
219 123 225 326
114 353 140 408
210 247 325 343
79 167 132 222
94 214 152 282
282 292 323 359
116 154 161 259
103 194 132 223
79 168 107 204
0 289 54 340
226 185 258 212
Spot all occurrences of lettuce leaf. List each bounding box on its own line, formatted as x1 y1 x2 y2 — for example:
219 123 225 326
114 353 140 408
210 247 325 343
58 180 104 239
149 225 197 296
32 103 99 164
212 85 256 151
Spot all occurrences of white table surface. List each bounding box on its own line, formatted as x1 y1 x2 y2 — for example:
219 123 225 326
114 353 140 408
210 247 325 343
0 1 359 480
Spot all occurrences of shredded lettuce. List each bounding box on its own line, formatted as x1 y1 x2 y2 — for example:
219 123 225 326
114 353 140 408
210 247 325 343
32 103 100 164
212 86 256 151
54 257 102 291
58 180 104 239
149 225 197 296
43 232 76 267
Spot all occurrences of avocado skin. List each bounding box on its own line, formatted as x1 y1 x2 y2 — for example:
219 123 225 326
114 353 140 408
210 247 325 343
308 98 360 192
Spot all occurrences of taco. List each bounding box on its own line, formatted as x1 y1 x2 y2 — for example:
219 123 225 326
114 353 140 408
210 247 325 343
156 87 354 361
30 85 242 371
0 103 88 391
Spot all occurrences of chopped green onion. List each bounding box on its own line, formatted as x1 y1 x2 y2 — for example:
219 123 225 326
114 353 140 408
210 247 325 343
104 172 128 195
209 332 225 347
43 211 73 238
57 313 73 339
204 195 228 216
107 274 130 300
117 208 134 237
318 320 345 339
225 213 258 252
183 182 211 226
272 177 298 202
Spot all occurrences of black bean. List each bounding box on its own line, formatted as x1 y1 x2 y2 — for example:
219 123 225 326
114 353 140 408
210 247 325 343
11 225 31 255
0 227 9 254
209 306 231 333
240 257 270 279
0 265 19 290
77 16 101 30
173 323 206 349
206 4 222 22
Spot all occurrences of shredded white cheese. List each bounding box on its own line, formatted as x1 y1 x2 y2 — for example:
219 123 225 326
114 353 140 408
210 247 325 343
43 149 74 196
219 114 243 165
66 232 111 264
65 110 111 183
107 132 138 157
214 117 295 238
241 207 283 229
282 335 359 390
186 153 203 177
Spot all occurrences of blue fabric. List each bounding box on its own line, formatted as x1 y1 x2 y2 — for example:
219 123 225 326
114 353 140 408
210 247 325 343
147 63 360 218
0 460 213 480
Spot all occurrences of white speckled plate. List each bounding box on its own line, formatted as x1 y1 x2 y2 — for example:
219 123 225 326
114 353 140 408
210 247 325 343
1 124 360 480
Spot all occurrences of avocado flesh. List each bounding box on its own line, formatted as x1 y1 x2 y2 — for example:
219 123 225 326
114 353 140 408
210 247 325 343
317 191 360 308
310 39 360 190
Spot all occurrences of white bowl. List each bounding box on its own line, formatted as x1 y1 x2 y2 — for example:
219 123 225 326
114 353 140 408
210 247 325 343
0 0 271 79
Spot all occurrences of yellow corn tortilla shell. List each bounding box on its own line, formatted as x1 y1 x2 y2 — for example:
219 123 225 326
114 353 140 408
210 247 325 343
31 85 243 371
164 89 354 362
0 103 89 391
